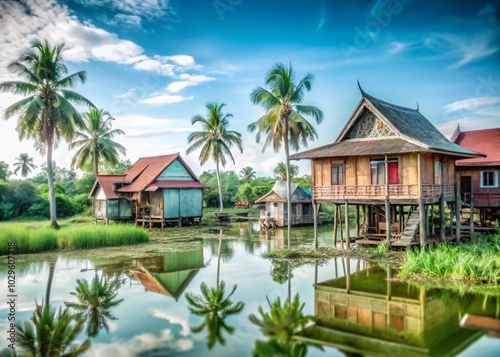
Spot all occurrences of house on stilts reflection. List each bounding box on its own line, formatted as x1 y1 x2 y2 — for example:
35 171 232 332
290 84 481 248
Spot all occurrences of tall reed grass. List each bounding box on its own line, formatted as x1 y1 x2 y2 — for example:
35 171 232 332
0 226 57 254
57 225 149 250
0 224 149 254
399 233 500 284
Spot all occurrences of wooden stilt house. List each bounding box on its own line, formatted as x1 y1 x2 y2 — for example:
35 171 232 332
290 85 481 247
451 126 500 233
255 180 313 227
89 153 208 227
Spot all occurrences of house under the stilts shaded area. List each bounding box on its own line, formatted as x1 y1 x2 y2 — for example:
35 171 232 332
290 84 481 248
451 126 500 235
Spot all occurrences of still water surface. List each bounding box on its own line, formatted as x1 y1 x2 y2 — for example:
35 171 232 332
1 224 499 356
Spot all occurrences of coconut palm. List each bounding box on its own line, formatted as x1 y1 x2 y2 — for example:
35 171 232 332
186 103 243 212
0 39 94 228
239 166 256 183
16 302 90 357
69 108 126 175
248 294 316 357
65 273 124 337
185 281 245 349
248 63 323 247
13 153 37 178
273 162 299 181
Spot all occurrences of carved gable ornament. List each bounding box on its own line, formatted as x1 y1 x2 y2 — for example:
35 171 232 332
347 109 396 139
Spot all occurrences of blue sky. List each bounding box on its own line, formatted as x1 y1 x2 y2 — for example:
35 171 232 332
0 0 499 178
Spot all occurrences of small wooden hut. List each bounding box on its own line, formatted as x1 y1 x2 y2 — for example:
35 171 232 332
451 126 500 231
89 153 208 227
291 85 481 247
255 180 313 227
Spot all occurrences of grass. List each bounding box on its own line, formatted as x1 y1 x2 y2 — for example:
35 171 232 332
399 233 500 284
0 221 149 255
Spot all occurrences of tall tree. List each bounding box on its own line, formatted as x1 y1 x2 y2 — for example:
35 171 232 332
13 153 37 178
239 166 256 183
186 103 243 212
0 39 94 228
273 162 298 181
69 108 126 174
249 63 323 247
0 161 11 181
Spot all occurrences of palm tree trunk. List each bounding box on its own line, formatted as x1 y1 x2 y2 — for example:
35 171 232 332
45 261 55 305
94 151 99 175
46 139 59 229
284 119 291 248
216 161 224 212
217 229 223 288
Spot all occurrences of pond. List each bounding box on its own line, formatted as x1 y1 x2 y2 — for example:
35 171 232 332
1 224 499 356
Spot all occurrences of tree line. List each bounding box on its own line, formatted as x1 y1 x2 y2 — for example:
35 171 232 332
1 39 323 245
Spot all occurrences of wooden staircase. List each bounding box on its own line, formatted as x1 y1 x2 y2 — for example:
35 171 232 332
393 208 420 247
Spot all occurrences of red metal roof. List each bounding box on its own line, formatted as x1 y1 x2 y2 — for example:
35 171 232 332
89 174 127 199
145 180 209 191
454 128 500 166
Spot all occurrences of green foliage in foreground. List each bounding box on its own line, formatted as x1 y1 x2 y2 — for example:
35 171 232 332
0 224 149 254
399 233 500 284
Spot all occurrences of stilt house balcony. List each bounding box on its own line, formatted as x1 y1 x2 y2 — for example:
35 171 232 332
313 184 455 202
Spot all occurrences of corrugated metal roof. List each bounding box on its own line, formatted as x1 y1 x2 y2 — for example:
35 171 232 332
454 128 500 166
255 180 312 203
89 174 127 199
291 89 481 160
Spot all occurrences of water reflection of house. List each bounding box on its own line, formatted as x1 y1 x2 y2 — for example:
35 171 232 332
255 180 313 227
131 248 204 301
297 265 483 356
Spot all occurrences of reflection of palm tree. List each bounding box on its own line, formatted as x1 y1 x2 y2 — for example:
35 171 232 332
185 281 245 349
249 294 317 356
16 303 90 356
270 260 292 285
65 273 124 337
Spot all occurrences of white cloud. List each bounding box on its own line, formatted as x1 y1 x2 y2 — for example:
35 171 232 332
167 81 193 93
139 94 193 104
179 74 216 83
85 329 193 357
443 96 500 112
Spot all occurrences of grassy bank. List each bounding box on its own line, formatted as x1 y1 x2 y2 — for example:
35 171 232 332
399 233 500 284
0 223 149 255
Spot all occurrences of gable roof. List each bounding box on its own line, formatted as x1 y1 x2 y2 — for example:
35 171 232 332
116 153 201 193
88 174 127 199
452 126 500 167
291 87 480 160
255 180 312 203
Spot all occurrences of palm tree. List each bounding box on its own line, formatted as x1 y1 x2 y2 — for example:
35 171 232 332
65 273 124 337
185 281 245 349
69 108 126 175
16 302 90 356
13 153 37 178
239 166 256 183
186 103 243 212
0 39 94 228
248 63 323 247
273 162 299 181
248 294 316 357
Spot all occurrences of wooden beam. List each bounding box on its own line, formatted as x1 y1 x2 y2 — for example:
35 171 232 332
333 204 338 247
355 205 360 238
313 200 318 249
418 153 425 247
345 200 350 251
384 154 391 249
440 157 445 242
455 170 461 243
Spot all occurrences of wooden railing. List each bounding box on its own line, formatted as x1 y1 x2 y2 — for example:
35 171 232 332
313 184 454 200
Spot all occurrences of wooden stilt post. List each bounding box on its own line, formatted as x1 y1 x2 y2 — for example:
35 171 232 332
440 157 445 242
313 200 318 249
470 194 474 238
339 205 344 249
399 205 404 233
333 204 338 247
430 202 435 235
384 154 391 249
418 153 425 247
455 171 461 243
346 258 351 294
345 200 350 251
355 205 360 239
